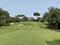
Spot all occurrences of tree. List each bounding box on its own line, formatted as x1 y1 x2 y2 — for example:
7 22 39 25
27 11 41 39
34 12 40 21
0 8 10 26
42 12 49 22
43 7 60 29
9 17 16 23
15 16 20 22
15 14 25 22
34 12 40 16
28 17 35 21
17 14 24 19
23 16 28 22
36 17 41 22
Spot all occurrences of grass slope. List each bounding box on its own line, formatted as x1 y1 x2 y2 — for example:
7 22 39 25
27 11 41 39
0 22 60 45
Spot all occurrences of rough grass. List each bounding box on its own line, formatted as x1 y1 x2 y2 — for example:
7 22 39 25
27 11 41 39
0 22 60 45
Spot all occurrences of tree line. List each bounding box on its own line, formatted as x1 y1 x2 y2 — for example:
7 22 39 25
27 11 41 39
0 8 41 26
0 7 60 30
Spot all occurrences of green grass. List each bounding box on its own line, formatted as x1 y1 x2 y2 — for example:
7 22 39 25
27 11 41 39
0 22 60 45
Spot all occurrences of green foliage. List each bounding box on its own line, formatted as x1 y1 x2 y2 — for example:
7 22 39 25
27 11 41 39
15 15 29 22
17 14 25 17
34 12 40 16
9 17 16 23
15 16 21 22
0 8 10 26
23 16 28 21
28 17 35 21
34 12 40 21
43 7 60 29
36 17 41 21
42 12 49 22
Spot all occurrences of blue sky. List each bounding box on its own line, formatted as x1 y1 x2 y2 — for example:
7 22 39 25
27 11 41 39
0 0 60 17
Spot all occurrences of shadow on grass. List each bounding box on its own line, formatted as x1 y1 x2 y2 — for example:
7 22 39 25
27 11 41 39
41 26 60 32
40 26 56 30
40 23 60 31
46 40 60 45
40 23 55 30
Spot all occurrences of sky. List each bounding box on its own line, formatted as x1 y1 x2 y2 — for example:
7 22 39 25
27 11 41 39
0 0 60 17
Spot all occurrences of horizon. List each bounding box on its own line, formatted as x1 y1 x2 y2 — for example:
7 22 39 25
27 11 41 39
0 0 60 17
